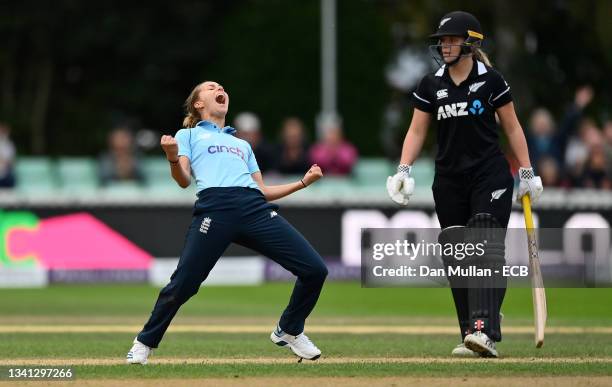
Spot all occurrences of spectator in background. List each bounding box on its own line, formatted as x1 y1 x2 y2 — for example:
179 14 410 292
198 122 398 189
580 130 611 189
234 112 278 173
537 156 563 187
309 120 358 176
277 117 310 175
527 108 559 165
604 120 612 146
527 85 594 168
98 127 145 186
0 122 16 188
565 118 601 186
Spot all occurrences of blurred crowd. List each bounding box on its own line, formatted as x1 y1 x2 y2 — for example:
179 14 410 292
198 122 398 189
232 113 358 176
92 95 612 190
0 122 16 188
1 86 610 191
96 114 360 186
525 86 612 189
98 127 145 186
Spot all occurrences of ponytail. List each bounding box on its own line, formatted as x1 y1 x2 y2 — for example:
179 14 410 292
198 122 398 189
473 48 492 67
182 112 200 129
182 82 206 128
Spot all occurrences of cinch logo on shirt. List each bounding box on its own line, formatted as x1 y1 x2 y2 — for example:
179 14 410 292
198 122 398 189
437 100 485 120
208 145 246 162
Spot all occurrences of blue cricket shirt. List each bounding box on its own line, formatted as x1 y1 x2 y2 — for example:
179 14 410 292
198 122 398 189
175 120 260 192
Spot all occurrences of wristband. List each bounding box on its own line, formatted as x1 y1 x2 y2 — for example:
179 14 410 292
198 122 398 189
519 167 534 180
397 164 411 175
300 179 307 188
168 158 179 164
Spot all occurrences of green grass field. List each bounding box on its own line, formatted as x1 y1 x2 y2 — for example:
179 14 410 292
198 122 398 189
1 283 611 386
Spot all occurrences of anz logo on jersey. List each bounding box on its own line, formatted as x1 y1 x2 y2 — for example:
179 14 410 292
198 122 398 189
469 99 485 115
437 99 485 120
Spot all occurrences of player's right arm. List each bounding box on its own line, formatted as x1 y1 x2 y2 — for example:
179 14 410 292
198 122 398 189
386 74 433 205
399 108 431 166
387 74 434 205
386 108 430 205
161 134 191 188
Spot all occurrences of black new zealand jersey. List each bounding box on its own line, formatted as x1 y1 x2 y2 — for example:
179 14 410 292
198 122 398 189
412 59 513 175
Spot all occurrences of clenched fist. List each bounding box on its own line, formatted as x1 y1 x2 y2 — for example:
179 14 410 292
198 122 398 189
302 164 323 186
160 135 179 162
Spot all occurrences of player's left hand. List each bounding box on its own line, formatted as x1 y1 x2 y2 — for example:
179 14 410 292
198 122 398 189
302 164 323 186
517 167 543 203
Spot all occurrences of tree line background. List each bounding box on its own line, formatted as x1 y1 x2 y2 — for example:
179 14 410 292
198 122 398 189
1 0 610 157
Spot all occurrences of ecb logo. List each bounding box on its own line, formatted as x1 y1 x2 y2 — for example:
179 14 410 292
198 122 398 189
469 99 484 115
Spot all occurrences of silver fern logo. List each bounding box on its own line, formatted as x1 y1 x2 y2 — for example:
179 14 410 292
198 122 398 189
468 81 486 94
490 188 508 202
439 17 451 27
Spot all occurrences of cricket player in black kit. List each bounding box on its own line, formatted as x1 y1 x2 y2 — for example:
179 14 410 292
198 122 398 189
387 11 543 357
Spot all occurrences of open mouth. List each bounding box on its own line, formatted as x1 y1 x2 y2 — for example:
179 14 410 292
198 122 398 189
215 94 226 104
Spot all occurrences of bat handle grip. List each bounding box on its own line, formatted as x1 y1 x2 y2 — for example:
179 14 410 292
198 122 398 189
521 195 535 230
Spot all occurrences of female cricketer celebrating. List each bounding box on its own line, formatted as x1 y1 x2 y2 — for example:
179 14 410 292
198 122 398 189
387 11 543 357
127 81 328 364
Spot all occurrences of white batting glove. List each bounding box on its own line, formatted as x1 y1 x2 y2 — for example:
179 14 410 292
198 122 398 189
517 167 543 204
386 164 415 206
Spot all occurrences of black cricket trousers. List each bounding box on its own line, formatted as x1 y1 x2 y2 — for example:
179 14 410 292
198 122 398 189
432 155 514 230
137 187 328 348
432 155 514 342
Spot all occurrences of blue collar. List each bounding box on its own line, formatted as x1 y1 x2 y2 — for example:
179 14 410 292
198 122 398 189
196 120 236 135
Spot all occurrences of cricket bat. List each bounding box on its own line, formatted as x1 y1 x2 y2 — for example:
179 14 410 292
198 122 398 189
521 194 547 348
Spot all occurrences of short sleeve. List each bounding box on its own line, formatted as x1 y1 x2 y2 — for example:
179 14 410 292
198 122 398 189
247 144 260 174
175 129 192 160
488 71 513 108
412 76 435 113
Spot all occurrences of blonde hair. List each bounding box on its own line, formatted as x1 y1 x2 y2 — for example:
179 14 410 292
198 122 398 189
473 48 492 67
182 82 206 128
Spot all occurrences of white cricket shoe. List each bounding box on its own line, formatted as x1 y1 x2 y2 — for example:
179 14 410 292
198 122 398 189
270 326 321 361
464 331 499 358
126 337 152 365
451 343 478 357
